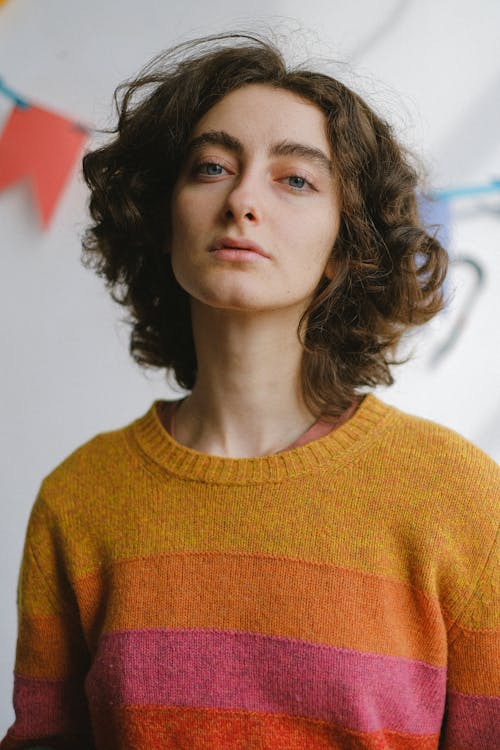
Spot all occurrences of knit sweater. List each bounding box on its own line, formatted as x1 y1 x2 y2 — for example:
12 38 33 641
2 395 499 749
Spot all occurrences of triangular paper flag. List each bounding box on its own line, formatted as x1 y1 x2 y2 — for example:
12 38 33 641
0 104 87 227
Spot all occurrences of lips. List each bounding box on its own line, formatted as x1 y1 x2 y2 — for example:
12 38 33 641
211 236 270 259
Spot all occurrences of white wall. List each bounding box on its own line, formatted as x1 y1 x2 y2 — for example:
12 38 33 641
1 0 499 729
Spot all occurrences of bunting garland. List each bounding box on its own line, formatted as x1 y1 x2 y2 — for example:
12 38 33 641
0 79 89 228
0 72 499 231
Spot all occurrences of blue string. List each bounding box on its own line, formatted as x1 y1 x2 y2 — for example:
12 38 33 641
0 77 29 108
429 180 500 201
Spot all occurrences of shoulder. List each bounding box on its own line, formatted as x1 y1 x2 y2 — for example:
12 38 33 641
363 395 500 514
37 403 158 513
365 398 499 609
372 395 498 474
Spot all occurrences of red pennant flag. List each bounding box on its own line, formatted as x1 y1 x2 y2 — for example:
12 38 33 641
0 104 88 228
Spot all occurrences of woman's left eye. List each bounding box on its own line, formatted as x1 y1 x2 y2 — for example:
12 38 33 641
285 175 314 191
289 176 306 189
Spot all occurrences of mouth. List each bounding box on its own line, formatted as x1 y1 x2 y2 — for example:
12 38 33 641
210 236 270 259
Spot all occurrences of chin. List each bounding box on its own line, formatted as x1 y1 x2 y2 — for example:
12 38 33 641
199 293 267 312
191 278 271 311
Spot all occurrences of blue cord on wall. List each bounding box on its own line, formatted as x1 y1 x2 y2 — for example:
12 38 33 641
0 77 29 109
429 180 500 201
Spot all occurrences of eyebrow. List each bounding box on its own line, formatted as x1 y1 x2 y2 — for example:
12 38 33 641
186 129 333 175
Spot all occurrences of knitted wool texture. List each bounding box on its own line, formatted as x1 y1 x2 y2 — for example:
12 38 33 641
2 394 499 749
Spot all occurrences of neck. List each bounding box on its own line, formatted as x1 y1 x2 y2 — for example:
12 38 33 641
174 301 317 458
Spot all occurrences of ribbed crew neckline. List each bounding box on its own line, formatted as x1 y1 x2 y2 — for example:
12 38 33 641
128 393 394 484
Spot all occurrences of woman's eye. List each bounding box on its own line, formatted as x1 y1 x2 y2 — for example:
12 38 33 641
288 175 307 189
284 175 315 191
196 162 225 176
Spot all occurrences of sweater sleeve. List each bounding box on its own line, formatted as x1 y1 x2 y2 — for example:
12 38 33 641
0 493 94 750
440 526 500 749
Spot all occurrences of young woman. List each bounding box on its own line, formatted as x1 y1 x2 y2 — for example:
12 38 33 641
2 32 499 750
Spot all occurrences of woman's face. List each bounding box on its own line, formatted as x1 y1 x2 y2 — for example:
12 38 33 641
169 83 340 316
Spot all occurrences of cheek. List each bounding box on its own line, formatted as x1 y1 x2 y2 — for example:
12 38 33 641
171 191 194 239
170 198 202 269
294 221 337 286
169 192 207 292
315 206 340 261
292 211 337 266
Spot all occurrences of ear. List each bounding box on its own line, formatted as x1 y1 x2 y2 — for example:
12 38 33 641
323 257 335 280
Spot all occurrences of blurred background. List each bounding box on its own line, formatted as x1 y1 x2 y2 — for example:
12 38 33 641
1 0 499 727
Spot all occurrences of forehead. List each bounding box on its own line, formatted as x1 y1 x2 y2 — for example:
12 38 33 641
191 83 331 154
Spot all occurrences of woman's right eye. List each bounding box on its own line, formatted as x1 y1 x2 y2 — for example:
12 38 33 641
195 161 225 176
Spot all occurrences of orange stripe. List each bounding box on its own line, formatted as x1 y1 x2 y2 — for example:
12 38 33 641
20 587 499 694
15 612 89 679
74 551 446 664
91 704 440 750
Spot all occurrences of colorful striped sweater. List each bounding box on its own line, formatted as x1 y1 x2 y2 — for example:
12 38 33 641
2 394 499 749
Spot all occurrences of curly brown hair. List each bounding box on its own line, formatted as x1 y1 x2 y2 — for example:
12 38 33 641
81 32 448 417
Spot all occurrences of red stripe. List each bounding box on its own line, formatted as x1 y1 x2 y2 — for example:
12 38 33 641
8 673 90 736
443 691 500 750
85 628 446 735
90 704 440 750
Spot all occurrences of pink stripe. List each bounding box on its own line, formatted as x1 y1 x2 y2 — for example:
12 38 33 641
443 691 500 750
9 674 90 735
85 628 446 734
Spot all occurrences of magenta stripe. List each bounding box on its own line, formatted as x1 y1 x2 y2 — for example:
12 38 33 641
10 674 90 735
443 691 500 750
85 628 446 734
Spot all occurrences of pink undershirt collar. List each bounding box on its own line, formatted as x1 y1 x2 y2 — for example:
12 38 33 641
158 398 360 454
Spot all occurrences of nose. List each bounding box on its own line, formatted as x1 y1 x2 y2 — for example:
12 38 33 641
222 171 261 224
